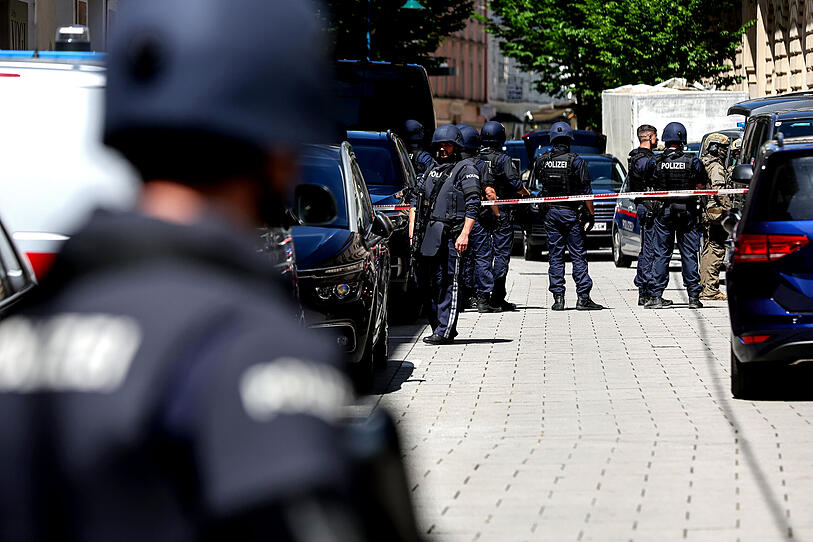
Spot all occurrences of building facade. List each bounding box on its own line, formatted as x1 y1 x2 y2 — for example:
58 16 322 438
0 0 117 52
429 3 488 126
735 0 813 97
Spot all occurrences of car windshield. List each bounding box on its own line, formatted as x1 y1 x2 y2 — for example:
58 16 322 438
776 119 813 139
754 153 813 221
349 141 404 187
584 158 623 192
297 150 349 228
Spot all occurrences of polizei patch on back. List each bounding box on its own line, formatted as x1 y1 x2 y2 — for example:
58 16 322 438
661 162 687 170
545 161 569 168
0 314 141 393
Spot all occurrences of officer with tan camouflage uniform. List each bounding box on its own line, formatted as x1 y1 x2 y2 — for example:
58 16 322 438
699 133 732 300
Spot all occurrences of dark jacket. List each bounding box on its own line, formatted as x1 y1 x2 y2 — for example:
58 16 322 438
0 209 355 541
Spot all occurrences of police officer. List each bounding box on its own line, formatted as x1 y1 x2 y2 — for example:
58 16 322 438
479 121 531 311
699 133 732 301
0 1 421 540
457 124 499 313
404 119 437 178
645 122 710 309
533 122 604 311
418 125 482 344
628 124 665 306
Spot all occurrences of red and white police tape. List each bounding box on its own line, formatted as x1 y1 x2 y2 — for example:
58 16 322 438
371 188 749 212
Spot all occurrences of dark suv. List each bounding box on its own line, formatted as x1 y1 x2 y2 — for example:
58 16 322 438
727 137 813 398
346 130 420 317
291 144 393 392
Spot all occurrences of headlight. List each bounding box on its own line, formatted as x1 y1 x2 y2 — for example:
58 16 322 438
335 283 351 299
316 286 333 300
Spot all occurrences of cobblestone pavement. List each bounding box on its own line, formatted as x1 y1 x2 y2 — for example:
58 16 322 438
372 255 813 542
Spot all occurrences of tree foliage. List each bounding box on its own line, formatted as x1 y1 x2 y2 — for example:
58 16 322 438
321 0 474 67
483 0 751 127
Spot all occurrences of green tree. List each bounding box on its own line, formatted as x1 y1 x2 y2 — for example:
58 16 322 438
483 0 751 128
320 0 474 67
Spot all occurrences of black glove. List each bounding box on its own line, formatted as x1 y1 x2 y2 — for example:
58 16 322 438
582 213 595 232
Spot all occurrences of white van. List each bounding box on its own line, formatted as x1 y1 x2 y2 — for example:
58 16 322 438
0 51 138 278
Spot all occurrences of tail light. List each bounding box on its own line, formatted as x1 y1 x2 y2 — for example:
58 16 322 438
739 335 771 344
733 234 809 263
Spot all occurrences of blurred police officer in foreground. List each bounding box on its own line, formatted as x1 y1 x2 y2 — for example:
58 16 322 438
417 125 481 344
645 122 710 309
479 121 531 311
628 124 660 306
456 124 498 313
699 133 732 301
532 122 604 311
0 1 421 540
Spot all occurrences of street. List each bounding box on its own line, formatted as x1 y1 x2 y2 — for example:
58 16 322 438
373 255 813 542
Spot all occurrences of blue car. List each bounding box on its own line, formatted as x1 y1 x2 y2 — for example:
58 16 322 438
346 130 421 318
523 154 626 260
727 137 813 398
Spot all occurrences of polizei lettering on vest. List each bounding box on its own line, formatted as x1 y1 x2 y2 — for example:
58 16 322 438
545 161 569 169
661 162 687 170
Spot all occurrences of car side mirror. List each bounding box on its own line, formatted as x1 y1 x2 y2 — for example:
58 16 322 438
371 212 394 240
731 164 754 184
291 184 338 226
721 209 741 236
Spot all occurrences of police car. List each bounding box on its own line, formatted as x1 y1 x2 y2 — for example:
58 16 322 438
0 50 138 279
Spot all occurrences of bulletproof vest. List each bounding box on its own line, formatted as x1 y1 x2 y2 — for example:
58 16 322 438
654 150 694 191
477 148 506 197
536 150 578 197
408 146 431 174
627 147 654 192
424 162 467 225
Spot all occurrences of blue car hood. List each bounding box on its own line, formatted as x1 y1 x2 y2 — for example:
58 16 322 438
367 184 403 206
291 226 353 270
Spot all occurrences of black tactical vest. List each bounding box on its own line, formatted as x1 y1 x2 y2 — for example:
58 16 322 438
536 150 578 197
654 150 694 191
627 147 654 192
423 162 467 225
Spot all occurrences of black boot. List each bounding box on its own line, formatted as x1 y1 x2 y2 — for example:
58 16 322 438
551 295 565 311
498 300 517 311
645 296 668 309
688 297 704 309
477 294 499 313
576 297 604 310
638 293 650 306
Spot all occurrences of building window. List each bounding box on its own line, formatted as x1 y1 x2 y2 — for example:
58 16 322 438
76 0 88 25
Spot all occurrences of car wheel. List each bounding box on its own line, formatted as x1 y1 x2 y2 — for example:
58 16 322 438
373 320 388 371
524 235 540 261
512 231 525 256
612 228 632 268
731 348 759 399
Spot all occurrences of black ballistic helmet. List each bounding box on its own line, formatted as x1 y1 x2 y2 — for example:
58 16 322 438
403 119 425 144
104 0 338 182
456 124 481 152
480 121 506 146
662 122 688 145
431 125 464 148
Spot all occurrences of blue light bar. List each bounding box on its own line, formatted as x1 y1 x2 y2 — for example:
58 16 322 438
0 50 105 62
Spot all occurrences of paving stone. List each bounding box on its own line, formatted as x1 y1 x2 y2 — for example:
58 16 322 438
372 257 813 541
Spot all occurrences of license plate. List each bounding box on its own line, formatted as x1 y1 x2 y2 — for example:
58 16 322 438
592 222 607 231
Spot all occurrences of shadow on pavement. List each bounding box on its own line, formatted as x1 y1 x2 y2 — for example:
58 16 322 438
373 361 419 395
451 338 514 345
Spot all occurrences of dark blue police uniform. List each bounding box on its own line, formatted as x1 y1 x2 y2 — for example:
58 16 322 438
479 147 524 307
419 162 481 340
410 148 436 179
462 156 493 304
628 147 656 301
533 143 594 299
645 148 709 305
0 210 355 540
